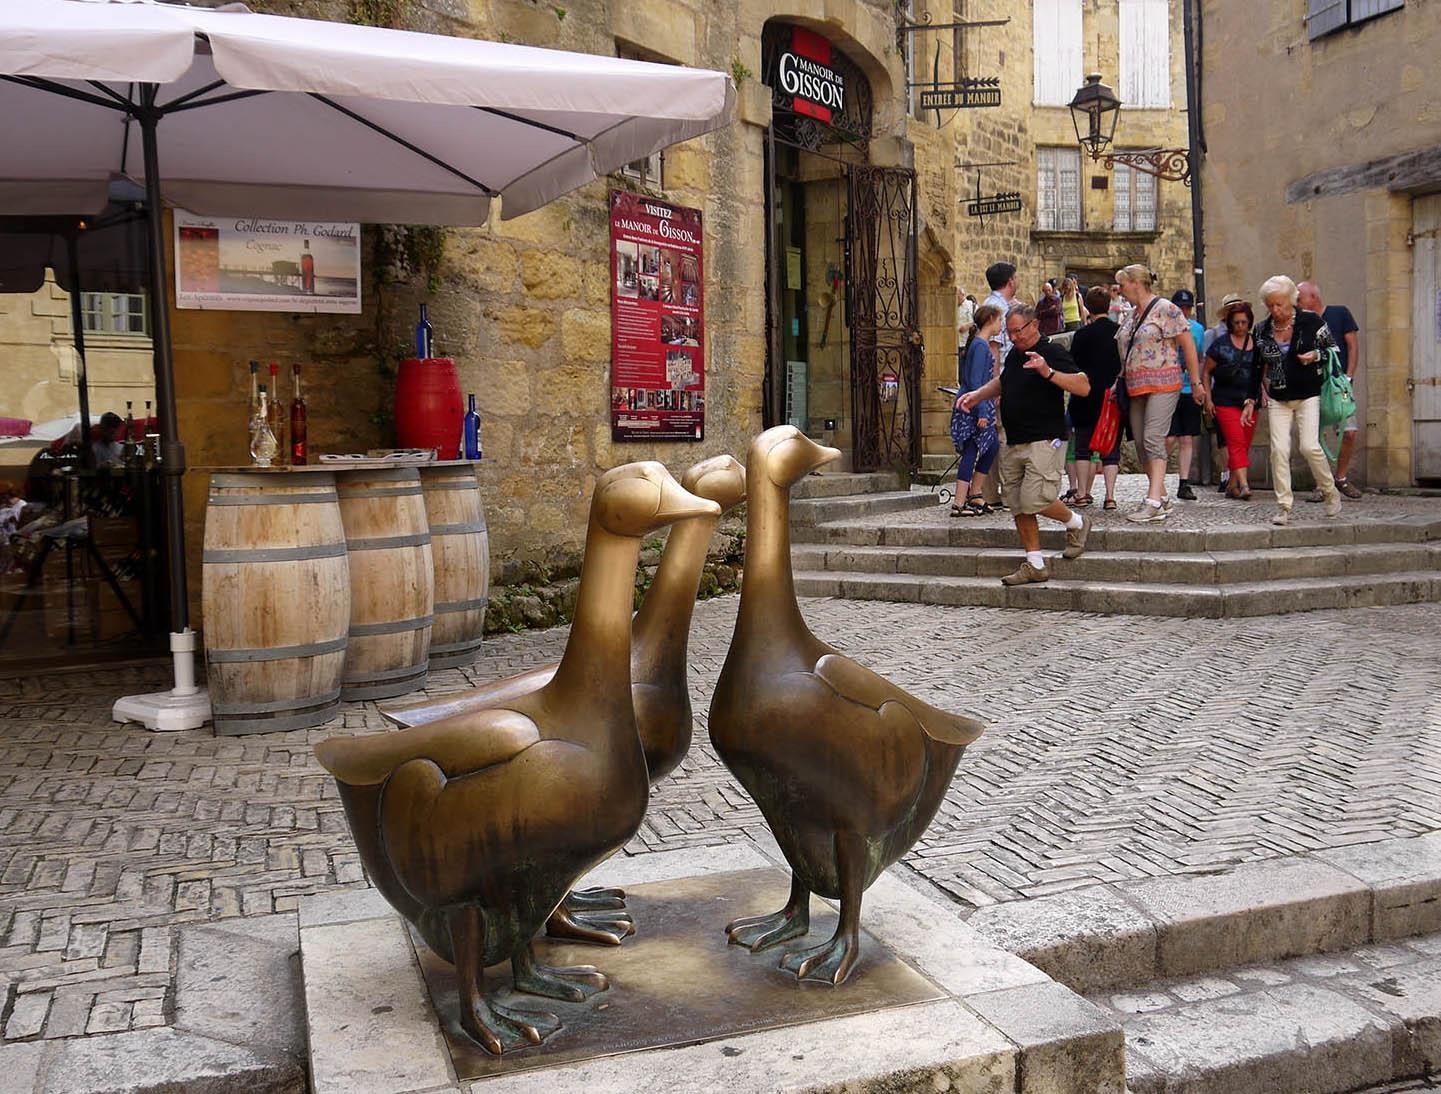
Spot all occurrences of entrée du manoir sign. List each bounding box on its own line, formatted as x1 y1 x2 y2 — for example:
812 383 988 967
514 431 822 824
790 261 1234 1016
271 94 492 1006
966 192 1023 218
919 78 1002 112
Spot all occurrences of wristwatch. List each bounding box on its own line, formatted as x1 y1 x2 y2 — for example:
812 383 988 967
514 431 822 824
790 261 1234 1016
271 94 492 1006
1044 365 1056 381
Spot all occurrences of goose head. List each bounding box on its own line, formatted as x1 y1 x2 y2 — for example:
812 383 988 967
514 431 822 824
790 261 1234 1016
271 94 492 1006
681 454 747 515
592 461 721 538
750 425 842 489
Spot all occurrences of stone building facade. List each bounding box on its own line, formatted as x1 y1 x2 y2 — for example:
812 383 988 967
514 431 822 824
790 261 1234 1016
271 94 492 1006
1198 0 1440 488
924 0 1195 458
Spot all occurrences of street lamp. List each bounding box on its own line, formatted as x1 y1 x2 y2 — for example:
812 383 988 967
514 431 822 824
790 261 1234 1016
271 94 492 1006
1068 73 1120 160
1068 73 1192 186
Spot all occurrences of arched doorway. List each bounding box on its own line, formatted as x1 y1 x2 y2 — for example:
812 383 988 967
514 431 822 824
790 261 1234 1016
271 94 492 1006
761 21 921 473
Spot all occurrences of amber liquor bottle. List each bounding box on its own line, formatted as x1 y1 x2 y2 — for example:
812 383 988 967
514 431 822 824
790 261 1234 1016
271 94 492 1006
290 364 308 465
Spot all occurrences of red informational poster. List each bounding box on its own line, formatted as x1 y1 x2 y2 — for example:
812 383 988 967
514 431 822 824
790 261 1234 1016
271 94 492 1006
610 189 705 443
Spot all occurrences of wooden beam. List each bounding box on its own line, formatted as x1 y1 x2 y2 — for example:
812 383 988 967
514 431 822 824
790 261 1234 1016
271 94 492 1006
1286 144 1441 204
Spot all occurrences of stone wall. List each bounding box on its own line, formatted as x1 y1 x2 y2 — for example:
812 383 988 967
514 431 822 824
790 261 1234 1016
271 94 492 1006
1199 0 1441 488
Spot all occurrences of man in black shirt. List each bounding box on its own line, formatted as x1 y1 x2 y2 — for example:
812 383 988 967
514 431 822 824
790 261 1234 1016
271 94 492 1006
1298 280 1363 498
960 304 1093 586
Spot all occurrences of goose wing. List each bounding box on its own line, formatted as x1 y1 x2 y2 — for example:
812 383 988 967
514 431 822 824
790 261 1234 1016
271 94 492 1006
315 708 542 787
812 654 983 747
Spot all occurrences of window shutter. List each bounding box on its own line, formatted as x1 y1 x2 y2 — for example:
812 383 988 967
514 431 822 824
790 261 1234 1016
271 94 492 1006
1351 0 1404 21
1114 164 1132 230
1037 148 1058 230
1306 0 1349 38
1135 169 1157 231
1033 0 1082 106
1058 148 1081 230
1121 0 1170 107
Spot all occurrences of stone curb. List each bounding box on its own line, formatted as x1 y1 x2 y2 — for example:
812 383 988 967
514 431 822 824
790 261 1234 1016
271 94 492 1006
968 833 1441 994
297 841 1127 1094
1 915 307 1094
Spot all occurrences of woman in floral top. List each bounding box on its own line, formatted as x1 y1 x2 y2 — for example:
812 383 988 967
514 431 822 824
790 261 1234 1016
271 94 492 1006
1113 264 1205 523
1254 274 1341 525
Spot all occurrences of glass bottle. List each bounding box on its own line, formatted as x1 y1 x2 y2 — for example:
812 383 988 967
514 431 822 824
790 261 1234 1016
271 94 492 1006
416 303 433 359
143 399 156 464
267 362 285 461
248 360 259 444
463 394 482 460
122 400 136 462
250 386 279 467
290 364 308 466
300 238 316 294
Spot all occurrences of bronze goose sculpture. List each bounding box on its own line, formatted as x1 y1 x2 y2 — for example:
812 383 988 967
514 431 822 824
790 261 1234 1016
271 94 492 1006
708 426 983 985
315 462 720 1053
380 455 748 945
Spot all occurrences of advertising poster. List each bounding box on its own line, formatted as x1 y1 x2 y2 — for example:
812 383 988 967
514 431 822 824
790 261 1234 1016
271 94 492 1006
174 211 361 313
610 190 705 442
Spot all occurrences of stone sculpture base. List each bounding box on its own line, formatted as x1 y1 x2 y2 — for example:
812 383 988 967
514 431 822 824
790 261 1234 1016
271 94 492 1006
415 867 942 1080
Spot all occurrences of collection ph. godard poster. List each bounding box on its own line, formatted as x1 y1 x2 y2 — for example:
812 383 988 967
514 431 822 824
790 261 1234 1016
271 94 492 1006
173 211 361 313
609 190 705 442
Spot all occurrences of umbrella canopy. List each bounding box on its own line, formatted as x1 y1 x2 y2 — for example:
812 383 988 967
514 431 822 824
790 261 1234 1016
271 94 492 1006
0 0 735 223
0 182 150 294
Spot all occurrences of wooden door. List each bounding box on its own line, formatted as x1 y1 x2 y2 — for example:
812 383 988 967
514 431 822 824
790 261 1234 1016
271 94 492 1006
1412 195 1441 481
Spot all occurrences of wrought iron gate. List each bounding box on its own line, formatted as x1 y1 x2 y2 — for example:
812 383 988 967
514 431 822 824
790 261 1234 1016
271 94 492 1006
846 165 921 473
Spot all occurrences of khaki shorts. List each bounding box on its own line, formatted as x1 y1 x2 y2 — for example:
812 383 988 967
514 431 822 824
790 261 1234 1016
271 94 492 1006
998 439 1067 515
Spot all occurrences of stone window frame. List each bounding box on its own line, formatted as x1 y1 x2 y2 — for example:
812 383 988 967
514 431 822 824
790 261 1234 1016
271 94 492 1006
80 292 149 337
1112 159 1158 232
1036 146 1083 232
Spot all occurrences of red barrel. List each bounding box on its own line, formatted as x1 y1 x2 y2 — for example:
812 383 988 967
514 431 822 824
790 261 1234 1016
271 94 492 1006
394 357 463 459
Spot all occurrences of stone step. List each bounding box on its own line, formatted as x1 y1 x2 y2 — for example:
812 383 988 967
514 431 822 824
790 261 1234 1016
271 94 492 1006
789 470 906 500
1104 939 1441 1094
793 568 1441 617
791 542 1441 585
793 514 1441 550
789 489 935 526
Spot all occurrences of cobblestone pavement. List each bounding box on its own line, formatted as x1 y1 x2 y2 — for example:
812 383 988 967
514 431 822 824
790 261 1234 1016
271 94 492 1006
4 594 1441 1047
903 473 1441 531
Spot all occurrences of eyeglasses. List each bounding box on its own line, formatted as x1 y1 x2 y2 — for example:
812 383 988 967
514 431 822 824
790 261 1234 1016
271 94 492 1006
1006 319 1037 336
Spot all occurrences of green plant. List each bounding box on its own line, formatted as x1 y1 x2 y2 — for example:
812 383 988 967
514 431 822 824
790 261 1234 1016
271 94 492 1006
730 57 753 84
553 5 567 19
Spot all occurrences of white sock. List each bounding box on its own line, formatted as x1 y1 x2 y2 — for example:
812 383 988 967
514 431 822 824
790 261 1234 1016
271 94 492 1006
1026 551 1046 569
1145 498 1162 509
1064 512 1084 530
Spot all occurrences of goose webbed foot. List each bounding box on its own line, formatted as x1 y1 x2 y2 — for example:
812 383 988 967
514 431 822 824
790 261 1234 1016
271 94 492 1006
461 996 561 1055
725 875 810 952
546 902 636 946
512 941 610 1002
780 926 860 985
566 886 626 912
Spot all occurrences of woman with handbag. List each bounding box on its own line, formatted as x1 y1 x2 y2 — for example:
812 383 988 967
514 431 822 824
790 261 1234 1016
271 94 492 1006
949 303 1004 515
1255 275 1341 525
1068 287 1124 510
1204 299 1262 500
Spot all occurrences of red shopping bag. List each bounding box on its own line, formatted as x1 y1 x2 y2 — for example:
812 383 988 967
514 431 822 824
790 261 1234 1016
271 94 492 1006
1089 386 1121 456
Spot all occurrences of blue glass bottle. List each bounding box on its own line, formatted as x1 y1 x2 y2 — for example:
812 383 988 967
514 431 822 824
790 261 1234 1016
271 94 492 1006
416 303 433 359
463 394 482 460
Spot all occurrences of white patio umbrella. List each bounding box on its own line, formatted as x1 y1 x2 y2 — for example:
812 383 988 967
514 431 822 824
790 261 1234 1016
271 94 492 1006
0 0 735 730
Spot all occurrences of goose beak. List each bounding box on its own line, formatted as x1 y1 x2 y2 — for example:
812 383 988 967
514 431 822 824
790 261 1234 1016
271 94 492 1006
810 443 842 472
656 476 723 523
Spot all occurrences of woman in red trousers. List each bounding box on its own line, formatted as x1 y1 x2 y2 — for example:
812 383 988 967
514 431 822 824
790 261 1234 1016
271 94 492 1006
1204 300 1262 500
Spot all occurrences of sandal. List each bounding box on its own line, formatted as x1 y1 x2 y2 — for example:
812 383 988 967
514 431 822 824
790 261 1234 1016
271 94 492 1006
1074 494 1094 509
1103 498 1118 511
960 496 987 517
1060 489 1077 504
949 502 965 517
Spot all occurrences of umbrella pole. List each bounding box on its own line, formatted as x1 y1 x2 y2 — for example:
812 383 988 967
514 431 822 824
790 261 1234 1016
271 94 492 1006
64 233 94 469
111 86 210 732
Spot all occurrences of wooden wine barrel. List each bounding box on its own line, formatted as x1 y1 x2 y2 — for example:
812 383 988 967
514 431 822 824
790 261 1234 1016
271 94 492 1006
419 464 490 670
202 471 350 735
335 467 434 700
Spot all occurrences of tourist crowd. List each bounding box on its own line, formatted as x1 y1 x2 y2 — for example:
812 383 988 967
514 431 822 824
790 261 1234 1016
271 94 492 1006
952 261 1362 587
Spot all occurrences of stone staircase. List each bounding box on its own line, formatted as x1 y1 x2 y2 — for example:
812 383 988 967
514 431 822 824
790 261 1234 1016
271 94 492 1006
788 475 1441 617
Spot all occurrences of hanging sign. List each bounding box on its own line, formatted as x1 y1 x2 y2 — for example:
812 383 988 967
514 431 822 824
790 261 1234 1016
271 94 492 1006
919 78 1001 112
966 192 1024 218
610 190 705 443
173 210 360 313
774 26 845 123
